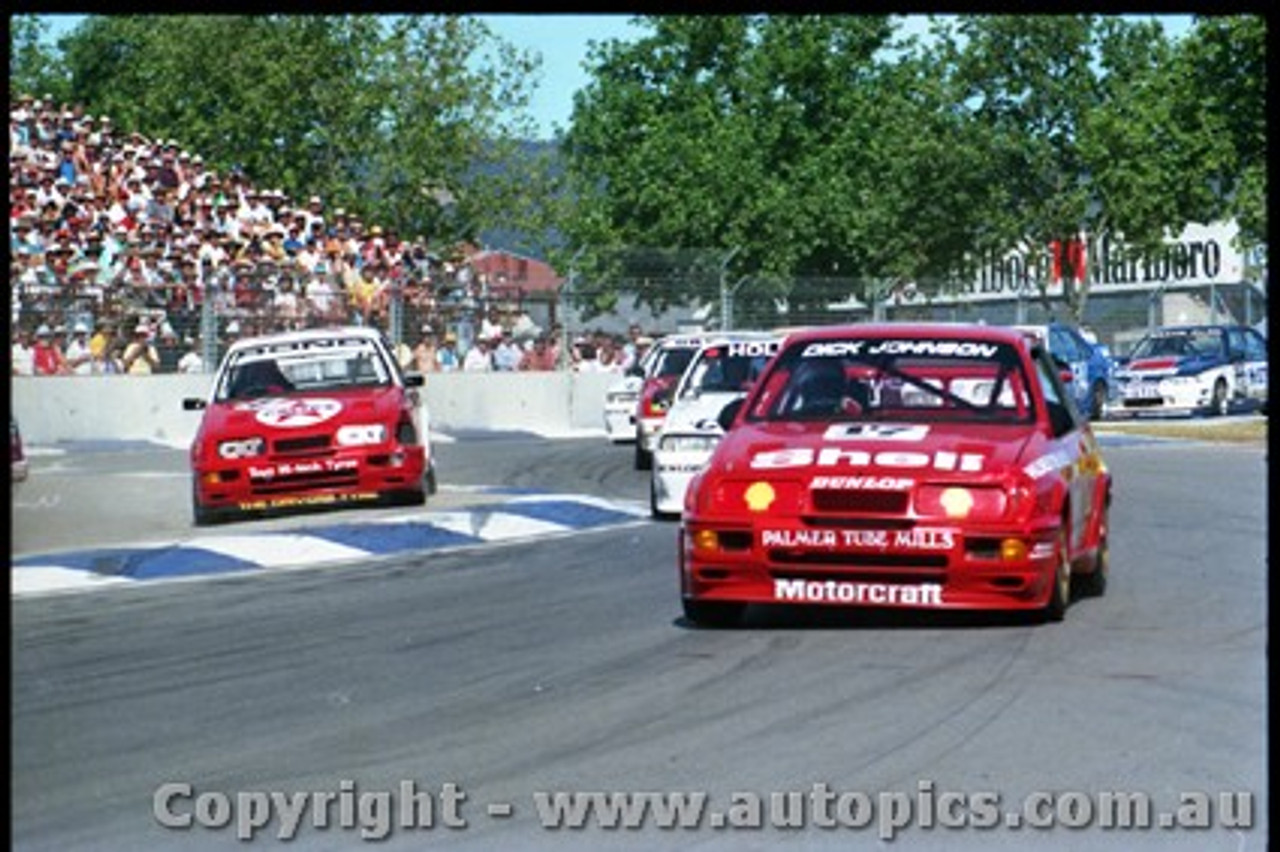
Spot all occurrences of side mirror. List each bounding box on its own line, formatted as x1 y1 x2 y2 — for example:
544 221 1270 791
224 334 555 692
404 372 425 387
717 397 745 432
626 364 645 378
182 398 207 411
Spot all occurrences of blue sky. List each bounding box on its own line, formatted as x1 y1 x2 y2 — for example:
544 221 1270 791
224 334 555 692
36 14 1193 141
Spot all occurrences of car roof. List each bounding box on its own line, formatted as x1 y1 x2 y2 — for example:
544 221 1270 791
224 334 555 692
225 325 385 356
784 322 1029 347
692 329 785 348
1148 324 1242 332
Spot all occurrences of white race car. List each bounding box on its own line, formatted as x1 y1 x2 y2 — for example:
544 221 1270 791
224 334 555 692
603 344 658 443
1106 324 1268 418
649 331 785 518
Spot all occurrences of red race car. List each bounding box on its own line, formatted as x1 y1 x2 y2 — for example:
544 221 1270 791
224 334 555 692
184 326 436 525
680 323 1111 627
633 333 709 471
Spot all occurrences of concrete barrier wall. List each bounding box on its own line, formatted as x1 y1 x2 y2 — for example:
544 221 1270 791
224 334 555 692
11 371 619 447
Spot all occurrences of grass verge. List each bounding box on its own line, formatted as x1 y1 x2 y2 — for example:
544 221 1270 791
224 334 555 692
1094 417 1267 443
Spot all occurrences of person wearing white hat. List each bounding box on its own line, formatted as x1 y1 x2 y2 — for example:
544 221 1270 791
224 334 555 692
32 323 67 375
122 320 161 375
11 326 36 377
65 320 94 375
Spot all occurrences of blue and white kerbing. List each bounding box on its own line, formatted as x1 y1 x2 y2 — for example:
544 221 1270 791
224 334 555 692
11 492 648 597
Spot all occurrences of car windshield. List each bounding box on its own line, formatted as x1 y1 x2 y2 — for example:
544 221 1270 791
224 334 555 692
652 346 697 379
1129 329 1224 359
217 337 392 401
679 341 778 399
747 337 1035 425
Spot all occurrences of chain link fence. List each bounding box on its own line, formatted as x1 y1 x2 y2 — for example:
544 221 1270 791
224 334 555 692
13 244 1267 374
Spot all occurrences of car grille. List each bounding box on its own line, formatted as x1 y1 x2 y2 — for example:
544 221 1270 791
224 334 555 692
810 489 909 514
273 434 332 455
250 467 359 495
770 565 947 584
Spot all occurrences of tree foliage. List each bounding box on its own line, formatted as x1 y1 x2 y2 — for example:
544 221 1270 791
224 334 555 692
40 14 552 248
559 14 1266 323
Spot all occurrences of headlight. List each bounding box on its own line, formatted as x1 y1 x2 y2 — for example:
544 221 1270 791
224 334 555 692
217 437 265 459
702 478 805 515
336 424 387 446
660 434 720 453
915 485 1007 520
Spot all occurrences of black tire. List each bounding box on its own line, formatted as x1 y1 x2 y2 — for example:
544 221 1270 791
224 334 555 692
682 599 745 628
650 476 677 520
1073 509 1108 599
1041 527 1071 623
1088 381 1107 421
192 484 222 526
634 440 652 471
424 464 439 496
1209 378 1229 417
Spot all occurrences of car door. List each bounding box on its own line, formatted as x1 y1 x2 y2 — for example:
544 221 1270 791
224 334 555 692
1239 328 1269 404
1033 347 1095 556
1049 326 1090 414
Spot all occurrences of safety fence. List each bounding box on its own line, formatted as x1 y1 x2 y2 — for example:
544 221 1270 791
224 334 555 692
12 257 1267 373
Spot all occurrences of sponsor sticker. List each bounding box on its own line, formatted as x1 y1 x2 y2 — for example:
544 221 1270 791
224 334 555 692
822 423 930 442
751 447 984 472
800 340 1000 359
761 528 955 550
810 475 914 490
248 397 344 429
726 340 781 357
247 458 359 481
1024 449 1074 479
774 578 944 606
236 491 379 511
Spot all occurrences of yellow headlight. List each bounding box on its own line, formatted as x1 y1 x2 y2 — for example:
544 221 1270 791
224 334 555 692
939 487 974 518
1000 538 1027 561
692 529 720 553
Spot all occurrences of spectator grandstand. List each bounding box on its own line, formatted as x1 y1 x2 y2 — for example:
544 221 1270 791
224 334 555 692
9 92 597 373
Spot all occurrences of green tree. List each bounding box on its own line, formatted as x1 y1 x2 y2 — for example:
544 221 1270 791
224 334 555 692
558 14 1264 325
1170 15 1265 246
9 15 69 102
560 15 915 322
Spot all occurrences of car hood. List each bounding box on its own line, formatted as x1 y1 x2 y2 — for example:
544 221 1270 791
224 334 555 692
662 391 744 435
712 420 1038 480
199 387 404 436
607 375 643 395
1121 353 1225 377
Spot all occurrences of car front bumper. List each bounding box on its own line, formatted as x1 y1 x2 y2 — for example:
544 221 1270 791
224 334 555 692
193 445 427 512
679 519 1062 612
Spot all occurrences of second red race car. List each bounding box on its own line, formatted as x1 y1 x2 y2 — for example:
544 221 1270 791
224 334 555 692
184 325 436 525
680 323 1111 627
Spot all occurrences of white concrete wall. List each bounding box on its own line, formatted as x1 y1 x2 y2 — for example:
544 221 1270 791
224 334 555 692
11 371 619 446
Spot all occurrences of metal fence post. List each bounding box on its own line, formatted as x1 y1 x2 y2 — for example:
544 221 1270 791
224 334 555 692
199 263 219 373
718 247 741 330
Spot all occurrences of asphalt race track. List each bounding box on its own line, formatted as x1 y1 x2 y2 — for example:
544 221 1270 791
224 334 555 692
10 430 1268 851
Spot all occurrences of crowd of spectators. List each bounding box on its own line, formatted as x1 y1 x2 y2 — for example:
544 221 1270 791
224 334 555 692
10 93 653 376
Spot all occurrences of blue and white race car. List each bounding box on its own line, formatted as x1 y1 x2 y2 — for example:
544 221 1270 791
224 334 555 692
1107 324 1268 417
1014 322 1115 420
649 331 785 518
